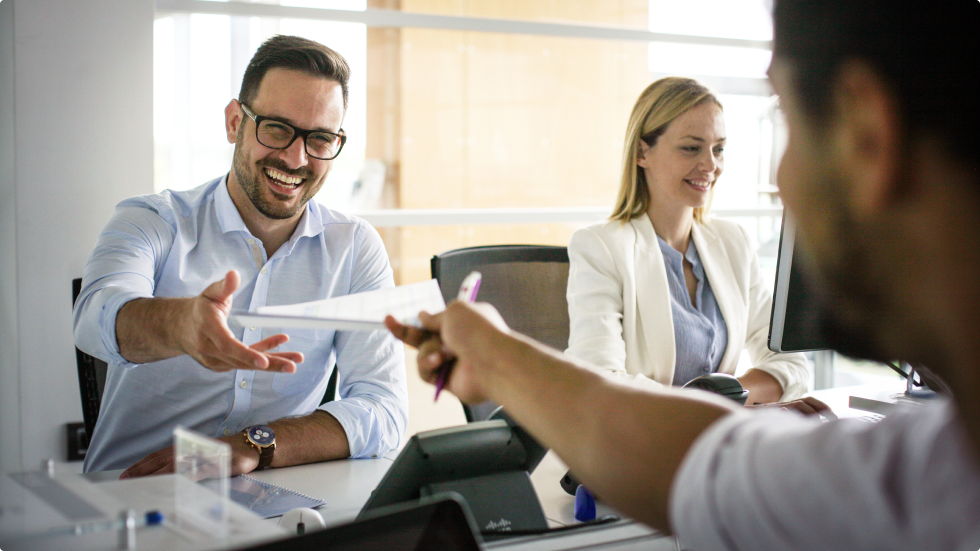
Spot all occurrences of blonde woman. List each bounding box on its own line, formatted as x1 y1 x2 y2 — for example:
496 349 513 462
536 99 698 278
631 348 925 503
566 77 808 404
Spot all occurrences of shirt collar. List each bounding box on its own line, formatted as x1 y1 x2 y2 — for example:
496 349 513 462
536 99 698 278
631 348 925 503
287 196 324 246
215 174 249 235
655 232 704 274
214 174 325 245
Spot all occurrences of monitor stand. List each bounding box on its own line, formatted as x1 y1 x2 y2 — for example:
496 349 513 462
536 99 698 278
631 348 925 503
849 362 939 416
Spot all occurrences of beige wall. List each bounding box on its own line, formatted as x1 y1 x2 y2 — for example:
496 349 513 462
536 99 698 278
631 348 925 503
369 0 650 284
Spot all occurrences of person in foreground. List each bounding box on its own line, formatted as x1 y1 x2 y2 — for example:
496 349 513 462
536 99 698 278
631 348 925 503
566 77 808 403
387 1 980 549
74 35 408 475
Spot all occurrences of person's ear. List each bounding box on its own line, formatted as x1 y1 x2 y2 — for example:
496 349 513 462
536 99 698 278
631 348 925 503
636 140 651 168
225 99 243 144
830 62 902 218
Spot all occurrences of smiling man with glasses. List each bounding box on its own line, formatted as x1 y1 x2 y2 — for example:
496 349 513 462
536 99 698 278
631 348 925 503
73 35 408 477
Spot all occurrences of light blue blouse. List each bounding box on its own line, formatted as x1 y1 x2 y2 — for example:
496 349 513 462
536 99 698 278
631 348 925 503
656 234 729 386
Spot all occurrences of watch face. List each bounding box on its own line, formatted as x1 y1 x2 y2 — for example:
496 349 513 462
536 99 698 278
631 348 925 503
247 425 275 447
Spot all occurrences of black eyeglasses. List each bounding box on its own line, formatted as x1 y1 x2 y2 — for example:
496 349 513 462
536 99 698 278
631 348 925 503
240 102 346 161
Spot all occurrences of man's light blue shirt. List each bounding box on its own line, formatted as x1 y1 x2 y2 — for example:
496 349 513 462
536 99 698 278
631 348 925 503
74 176 408 472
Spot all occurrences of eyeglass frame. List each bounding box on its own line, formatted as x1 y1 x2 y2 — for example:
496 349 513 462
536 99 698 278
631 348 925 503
239 102 346 161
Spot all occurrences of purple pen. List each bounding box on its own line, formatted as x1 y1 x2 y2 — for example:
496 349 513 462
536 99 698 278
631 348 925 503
434 271 482 401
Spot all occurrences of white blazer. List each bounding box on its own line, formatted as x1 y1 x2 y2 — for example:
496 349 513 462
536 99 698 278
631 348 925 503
566 216 809 401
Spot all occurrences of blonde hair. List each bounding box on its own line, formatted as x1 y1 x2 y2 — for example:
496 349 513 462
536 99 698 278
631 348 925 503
611 77 722 223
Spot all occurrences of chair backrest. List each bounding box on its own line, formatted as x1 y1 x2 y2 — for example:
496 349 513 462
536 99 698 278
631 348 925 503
72 278 108 441
431 245 570 422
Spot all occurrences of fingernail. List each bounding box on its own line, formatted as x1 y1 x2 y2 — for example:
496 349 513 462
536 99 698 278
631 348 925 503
254 358 264 368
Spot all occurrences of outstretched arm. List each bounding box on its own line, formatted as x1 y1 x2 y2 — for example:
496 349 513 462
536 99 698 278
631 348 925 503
116 270 300 373
387 303 739 531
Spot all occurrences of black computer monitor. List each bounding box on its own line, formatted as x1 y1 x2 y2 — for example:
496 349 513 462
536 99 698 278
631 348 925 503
768 213 829 353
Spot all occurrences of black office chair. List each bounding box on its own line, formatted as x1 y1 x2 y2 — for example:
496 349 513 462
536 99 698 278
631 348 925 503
320 367 339 405
72 278 109 441
431 245 570 422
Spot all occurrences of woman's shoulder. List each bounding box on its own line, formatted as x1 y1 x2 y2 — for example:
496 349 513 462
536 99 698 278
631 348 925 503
569 219 639 263
572 218 639 244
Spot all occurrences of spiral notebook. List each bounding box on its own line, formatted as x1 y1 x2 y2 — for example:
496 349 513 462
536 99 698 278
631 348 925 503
204 474 326 519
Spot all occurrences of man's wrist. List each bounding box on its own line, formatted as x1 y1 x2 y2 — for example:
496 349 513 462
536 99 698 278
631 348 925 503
477 328 522 392
243 425 276 470
164 297 194 356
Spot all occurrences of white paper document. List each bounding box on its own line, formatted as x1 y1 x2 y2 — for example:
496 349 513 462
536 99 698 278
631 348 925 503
232 278 446 332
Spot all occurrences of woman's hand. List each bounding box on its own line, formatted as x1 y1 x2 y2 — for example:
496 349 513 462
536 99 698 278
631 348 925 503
745 396 836 419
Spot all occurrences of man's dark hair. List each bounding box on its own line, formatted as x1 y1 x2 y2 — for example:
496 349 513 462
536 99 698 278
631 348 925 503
239 35 350 110
773 0 979 165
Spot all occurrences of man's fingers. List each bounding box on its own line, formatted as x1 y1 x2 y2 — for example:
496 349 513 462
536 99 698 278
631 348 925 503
417 310 443 332
264 355 297 373
198 349 296 373
197 330 301 373
268 351 304 363
250 334 289 353
208 333 270 370
417 340 452 383
120 448 175 479
385 315 430 348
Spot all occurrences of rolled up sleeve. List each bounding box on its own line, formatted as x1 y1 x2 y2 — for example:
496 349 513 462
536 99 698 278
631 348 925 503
73 198 175 367
317 223 408 458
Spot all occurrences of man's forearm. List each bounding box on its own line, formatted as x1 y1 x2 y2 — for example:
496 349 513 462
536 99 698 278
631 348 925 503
474 328 738 532
116 297 191 364
228 410 351 472
268 410 351 466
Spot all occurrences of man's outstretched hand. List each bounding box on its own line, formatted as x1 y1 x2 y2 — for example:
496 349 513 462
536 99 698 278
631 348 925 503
117 270 303 372
178 270 301 373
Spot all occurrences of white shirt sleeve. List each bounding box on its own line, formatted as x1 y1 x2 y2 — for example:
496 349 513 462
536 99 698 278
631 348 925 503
670 400 980 551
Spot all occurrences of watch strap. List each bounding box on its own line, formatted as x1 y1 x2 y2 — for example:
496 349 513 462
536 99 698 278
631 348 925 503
256 442 274 470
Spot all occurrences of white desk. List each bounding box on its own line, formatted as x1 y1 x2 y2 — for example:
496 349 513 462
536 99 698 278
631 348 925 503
242 449 672 550
0 450 670 551
807 378 910 418
2 382 908 551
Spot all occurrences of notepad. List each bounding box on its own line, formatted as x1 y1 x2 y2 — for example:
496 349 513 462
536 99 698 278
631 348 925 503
232 278 446 331
202 474 326 519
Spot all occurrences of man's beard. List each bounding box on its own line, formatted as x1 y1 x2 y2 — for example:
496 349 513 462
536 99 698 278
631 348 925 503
794 178 894 364
232 142 318 220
